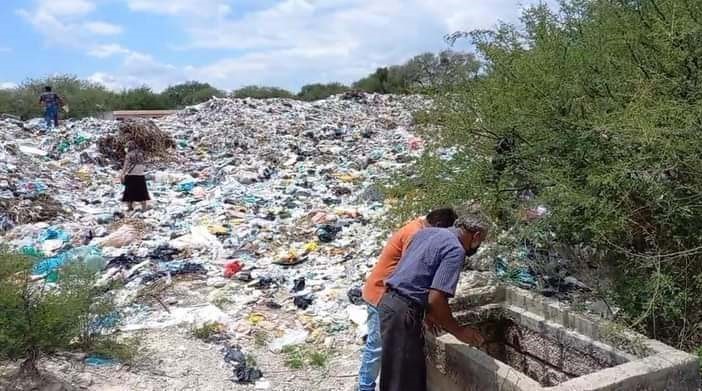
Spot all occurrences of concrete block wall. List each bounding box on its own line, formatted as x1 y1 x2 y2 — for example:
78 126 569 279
426 285 700 391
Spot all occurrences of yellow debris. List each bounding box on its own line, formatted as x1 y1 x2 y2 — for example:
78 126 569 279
247 313 265 325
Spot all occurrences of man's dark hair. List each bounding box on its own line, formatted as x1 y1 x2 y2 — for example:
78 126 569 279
426 208 458 228
44 86 52 92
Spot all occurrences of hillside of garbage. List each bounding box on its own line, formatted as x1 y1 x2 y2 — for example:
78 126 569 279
0 93 439 390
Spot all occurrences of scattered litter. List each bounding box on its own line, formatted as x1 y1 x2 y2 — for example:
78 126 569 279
0 93 434 388
293 294 314 309
85 356 116 367
223 260 243 278
269 329 309 353
292 277 306 292
347 287 364 305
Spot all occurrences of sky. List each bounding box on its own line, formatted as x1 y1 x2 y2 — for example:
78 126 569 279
0 0 557 92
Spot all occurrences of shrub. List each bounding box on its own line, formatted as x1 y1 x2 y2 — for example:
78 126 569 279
297 83 349 101
387 0 702 351
0 249 126 377
232 85 296 99
281 344 329 369
161 81 226 108
191 321 225 341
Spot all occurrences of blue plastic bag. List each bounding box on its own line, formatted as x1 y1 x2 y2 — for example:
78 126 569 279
38 227 70 242
177 180 196 192
85 355 116 367
33 253 70 275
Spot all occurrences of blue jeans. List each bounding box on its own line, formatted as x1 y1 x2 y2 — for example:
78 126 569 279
358 304 382 391
44 105 59 128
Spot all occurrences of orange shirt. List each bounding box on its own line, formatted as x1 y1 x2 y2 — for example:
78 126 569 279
362 217 427 306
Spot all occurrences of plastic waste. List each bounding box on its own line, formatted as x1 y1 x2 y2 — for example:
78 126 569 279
495 256 537 288
223 260 243 278
222 345 263 384
347 304 369 338
158 261 206 275
169 226 224 261
85 355 115 367
33 253 70 275
347 287 364 305
20 246 44 258
293 294 314 309
177 180 196 192
269 329 309 353
39 227 71 242
291 277 305 292
316 224 341 243
98 225 139 248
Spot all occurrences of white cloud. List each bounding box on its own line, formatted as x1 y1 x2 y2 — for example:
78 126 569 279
84 21 123 35
127 0 233 17
89 0 559 91
40 0 95 16
88 44 131 58
18 0 125 55
166 0 552 90
0 82 18 90
89 52 182 91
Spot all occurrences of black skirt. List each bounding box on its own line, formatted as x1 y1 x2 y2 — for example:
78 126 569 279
122 175 151 202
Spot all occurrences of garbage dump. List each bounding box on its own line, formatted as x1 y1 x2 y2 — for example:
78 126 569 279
0 93 433 389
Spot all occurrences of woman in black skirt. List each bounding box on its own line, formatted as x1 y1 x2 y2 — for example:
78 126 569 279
121 141 150 211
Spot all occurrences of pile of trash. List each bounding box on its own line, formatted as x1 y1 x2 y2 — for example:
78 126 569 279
0 93 430 386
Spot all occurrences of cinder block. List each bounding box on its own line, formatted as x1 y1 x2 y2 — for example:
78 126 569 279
426 285 701 391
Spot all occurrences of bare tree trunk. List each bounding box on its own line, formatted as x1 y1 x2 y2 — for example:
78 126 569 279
19 348 40 378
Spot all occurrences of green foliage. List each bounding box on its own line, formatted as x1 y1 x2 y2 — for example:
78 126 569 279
0 77 227 119
1 75 115 120
0 249 125 375
281 344 328 369
161 81 225 108
191 321 224 341
297 83 349 101
388 0 702 350
0 52 476 119
89 336 140 365
353 51 480 94
115 86 168 110
232 85 295 99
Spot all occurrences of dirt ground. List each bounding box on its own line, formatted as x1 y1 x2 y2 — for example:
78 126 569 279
0 277 364 391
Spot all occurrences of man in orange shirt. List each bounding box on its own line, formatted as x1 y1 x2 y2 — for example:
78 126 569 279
357 208 457 391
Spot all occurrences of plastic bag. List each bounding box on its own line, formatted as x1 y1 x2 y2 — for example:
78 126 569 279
98 225 139 248
223 260 243 278
169 225 224 261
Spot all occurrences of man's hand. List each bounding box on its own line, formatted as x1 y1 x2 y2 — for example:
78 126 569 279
454 326 485 347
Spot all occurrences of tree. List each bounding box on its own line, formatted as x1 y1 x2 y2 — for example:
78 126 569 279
353 52 480 94
388 0 702 351
116 86 168 110
232 85 295 99
161 81 225 108
297 83 349 101
0 249 117 378
1 75 117 120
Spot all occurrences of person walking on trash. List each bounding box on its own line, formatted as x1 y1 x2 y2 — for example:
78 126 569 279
378 210 489 391
38 86 64 129
121 141 150 212
357 208 458 391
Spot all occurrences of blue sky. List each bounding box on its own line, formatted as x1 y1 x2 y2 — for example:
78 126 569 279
0 0 556 92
